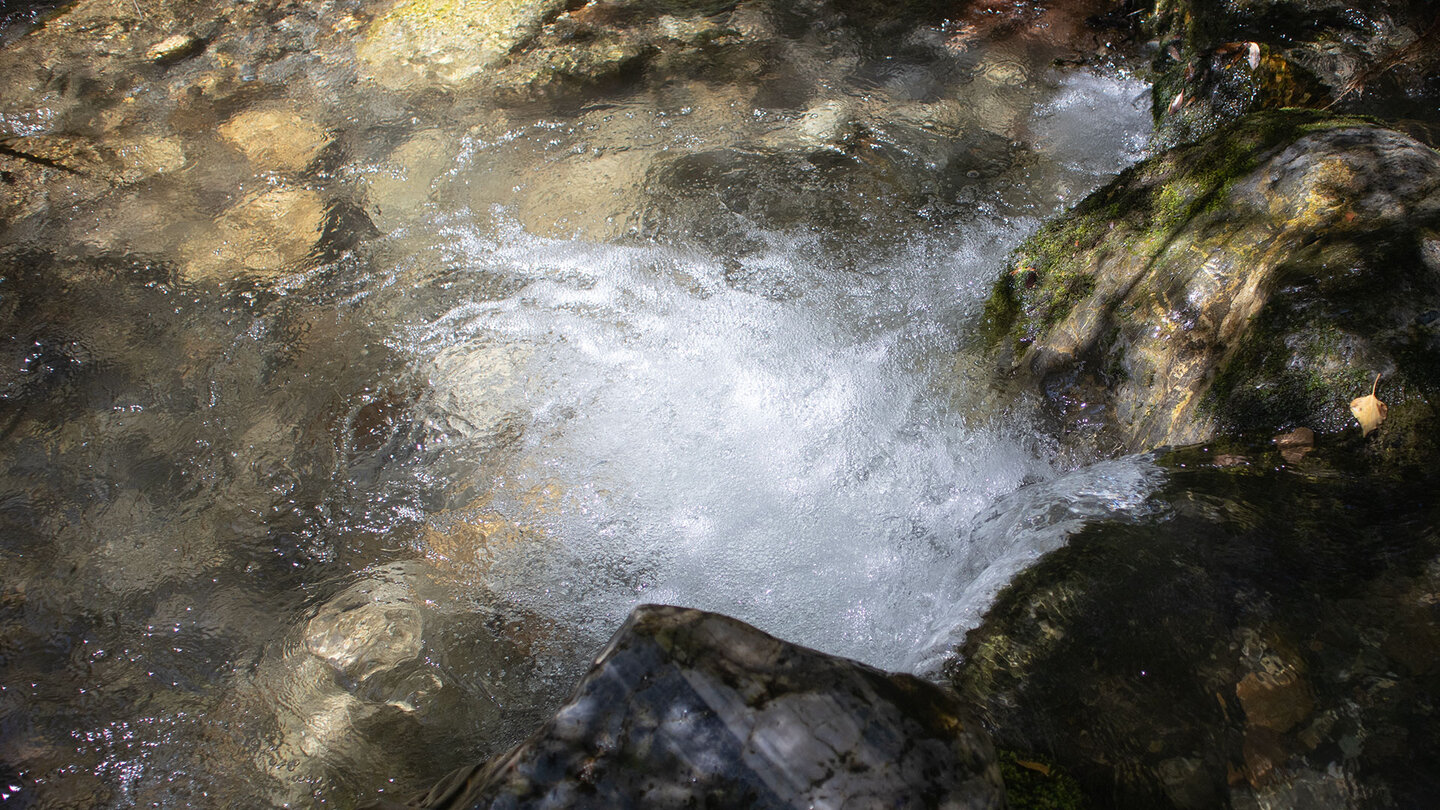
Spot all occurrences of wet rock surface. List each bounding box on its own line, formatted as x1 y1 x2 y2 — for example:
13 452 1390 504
377 604 1005 810
217 104 331 174
179 185 328 282
947 441 1440 809
1144 0 1440 144
985 109 1440 457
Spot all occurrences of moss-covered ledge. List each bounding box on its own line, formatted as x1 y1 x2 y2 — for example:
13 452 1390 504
980 109 1440 459
947 439 1440 809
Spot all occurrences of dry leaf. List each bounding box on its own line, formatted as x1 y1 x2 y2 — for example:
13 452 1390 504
1247 41 1261 70
1349 373 1388 436
1014 759 1052 777
1168 91 1186 114
1274 426 1315 463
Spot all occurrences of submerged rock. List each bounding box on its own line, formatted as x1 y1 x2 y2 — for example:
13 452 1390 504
356 0 568 91
361 129 458 231
144 32 204 64
217 105 332 174
985 110 1440 458
947 441 1440 809
377 604 1005 810
0 134 120 224
306 575 425 686
179 186 327 283
637 121 1019 256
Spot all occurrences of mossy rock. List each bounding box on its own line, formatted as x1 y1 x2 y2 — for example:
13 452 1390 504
982 109 1440 461
1144 0 1440 143
948 440 1440 809
999 749 1088 810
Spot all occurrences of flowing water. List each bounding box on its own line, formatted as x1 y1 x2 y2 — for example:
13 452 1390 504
0 4 1153 806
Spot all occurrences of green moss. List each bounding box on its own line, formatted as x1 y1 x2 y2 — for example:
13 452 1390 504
987 201 1118 351
979 272 1021 348
983 109 1378 356
999 749 1088 810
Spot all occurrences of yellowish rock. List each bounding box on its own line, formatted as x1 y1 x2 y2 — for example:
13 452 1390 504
218 106 331 173
356 0 566 90
145 33 202 63
362 129 457 231
181 187 326 283
111 134 186 181
1236 664 1313 733
421 483 561 578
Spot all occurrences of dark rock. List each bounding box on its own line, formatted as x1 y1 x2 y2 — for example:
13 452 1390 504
1144 0 1440 144
983 109 1440 460
377 604 1005 810
947 441 1440 809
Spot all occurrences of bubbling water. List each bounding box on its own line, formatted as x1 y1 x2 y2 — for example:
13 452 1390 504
365 67 1156 672
402 220 1054 668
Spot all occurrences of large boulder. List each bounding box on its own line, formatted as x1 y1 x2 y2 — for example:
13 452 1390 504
983 110 1440 459
947 441 1440 809
375 604 1006 810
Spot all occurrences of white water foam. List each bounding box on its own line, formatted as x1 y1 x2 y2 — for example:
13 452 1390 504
384 71 1155 672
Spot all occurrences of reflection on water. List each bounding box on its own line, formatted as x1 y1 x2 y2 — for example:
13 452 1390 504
0 2 1150 806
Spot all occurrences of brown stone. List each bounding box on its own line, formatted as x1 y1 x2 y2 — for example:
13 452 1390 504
218 106 331 173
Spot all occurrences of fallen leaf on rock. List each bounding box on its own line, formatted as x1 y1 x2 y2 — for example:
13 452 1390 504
1274 426 1315 463
1014 759 1052 777
1167 91 1186 114
1247 41 1261 70
1349 373 1387 436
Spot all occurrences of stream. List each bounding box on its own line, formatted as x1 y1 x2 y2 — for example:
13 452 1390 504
0 2 1153 806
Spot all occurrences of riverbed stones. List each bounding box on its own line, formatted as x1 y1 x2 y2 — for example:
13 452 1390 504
946 441 1440 809
110 133 187 180
362 129 457 231
382 604 1005 810
985 109 1440 458
144 32 204 64
356 0 569 90
0 134 122 225
418 341 530 452
306 574 425 685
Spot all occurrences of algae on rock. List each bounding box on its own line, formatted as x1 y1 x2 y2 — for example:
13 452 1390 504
984 110 1440 457
1144 0 1440 144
